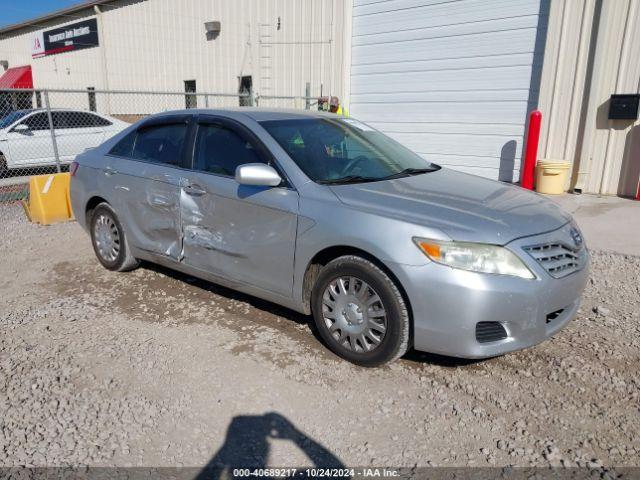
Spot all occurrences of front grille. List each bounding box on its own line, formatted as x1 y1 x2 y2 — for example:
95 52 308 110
475 322 508 343
546 308 565 324
523 243 581 278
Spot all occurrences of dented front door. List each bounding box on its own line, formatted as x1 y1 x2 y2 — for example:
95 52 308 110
180 174 298 297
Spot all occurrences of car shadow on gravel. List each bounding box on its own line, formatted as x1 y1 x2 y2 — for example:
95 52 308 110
196 412 345 478
143 261 309 323
402 349 487 368
142 262 494 370
141 261 330 341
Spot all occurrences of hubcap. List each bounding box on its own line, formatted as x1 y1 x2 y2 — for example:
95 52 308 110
94 213 120 262
321 276 387 353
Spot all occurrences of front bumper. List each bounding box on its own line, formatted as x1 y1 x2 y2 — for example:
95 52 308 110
388 225 590 358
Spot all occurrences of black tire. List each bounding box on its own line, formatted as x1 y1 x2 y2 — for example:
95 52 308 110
90 202 139 272
0 153 7 177
311 255 410 367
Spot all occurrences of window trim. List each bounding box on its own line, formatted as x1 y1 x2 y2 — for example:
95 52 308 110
191 114 293 188
137 114 192 131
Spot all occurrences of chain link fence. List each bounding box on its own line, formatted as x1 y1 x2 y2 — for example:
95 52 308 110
0 88 320 204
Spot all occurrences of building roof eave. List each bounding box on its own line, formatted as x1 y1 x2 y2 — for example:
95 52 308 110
0 0 118 36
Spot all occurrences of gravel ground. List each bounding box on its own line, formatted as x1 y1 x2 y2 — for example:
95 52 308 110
0 202 638 469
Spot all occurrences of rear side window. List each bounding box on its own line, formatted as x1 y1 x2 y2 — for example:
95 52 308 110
67 112 112 128
52 112 74 129
193 124 264 176
89 114 112 127
131 123 187 167
109 131 136 157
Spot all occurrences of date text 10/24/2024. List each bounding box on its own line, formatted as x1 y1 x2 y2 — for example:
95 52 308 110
232 468 401 478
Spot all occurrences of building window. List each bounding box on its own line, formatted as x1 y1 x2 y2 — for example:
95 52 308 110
184 80 197 109
87 87 96 111
238 76 252 107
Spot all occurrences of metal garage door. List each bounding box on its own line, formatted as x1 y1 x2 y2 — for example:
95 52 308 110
349 0 548 182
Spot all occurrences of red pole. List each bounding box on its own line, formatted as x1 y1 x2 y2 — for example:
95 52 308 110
521 110 542 190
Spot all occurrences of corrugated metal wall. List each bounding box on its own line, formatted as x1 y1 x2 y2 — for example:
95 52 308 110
347 0 548 182
0 0 348 100
538 0 640 196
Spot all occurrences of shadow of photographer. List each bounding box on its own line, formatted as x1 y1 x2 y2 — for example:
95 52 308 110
196 412 347 480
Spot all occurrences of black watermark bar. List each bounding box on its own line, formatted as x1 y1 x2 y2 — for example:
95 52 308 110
0 468 638 480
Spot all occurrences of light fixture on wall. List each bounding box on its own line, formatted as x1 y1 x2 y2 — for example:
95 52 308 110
0 60 8 71
205 21 221 41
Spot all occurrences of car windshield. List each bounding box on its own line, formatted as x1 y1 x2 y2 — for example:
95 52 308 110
0 110 31 129
261 117 439 184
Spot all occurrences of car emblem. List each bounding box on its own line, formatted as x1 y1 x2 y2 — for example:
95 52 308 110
569 227 583 249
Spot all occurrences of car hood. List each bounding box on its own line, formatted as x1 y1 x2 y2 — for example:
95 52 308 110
329 168 571 245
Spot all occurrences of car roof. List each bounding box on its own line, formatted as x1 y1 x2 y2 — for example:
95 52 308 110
154 108 340 122
6 108 108 114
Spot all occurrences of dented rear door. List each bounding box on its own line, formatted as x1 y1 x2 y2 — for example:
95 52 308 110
111 159 183 259
103 115 192 261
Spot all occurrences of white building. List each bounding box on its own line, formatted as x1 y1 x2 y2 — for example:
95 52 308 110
1 0 639 196
0 0 349 102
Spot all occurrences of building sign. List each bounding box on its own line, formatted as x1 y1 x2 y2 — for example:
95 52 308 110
31 18 99 58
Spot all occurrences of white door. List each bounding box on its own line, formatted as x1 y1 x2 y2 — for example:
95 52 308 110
349 0 546 182
4 112 55 167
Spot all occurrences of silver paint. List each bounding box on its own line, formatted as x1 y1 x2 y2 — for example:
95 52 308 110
70 108 589 359
235 163 282 187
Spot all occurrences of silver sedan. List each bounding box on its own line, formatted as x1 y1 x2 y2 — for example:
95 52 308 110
70 109 589 366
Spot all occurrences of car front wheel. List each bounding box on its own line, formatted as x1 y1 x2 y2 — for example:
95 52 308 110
90 203 139 272
311 255 410 367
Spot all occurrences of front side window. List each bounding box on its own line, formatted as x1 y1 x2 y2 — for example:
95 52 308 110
131 123 187 167
20 112 50 131
193 124 264 176
261 118 439 184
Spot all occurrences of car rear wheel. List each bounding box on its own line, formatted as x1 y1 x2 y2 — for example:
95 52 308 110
0 153 7 175
90 203 139 272
311 255 410 367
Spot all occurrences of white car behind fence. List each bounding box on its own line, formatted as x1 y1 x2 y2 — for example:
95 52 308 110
0 109 128 172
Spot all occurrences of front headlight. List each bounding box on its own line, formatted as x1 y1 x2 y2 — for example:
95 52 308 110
413 237 535 279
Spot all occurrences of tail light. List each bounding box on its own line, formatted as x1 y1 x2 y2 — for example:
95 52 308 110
69 161 79 176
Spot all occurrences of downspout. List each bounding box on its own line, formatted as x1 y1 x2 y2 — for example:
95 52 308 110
572 0 604 192
94 5 111 113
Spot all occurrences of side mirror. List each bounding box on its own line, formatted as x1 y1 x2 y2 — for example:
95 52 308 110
12 124 29 133
235 163 282 187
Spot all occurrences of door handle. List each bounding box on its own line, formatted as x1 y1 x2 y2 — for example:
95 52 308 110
183 182 206 196
103 166 118 176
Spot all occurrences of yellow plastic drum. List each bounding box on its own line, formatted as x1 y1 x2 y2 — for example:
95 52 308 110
22 172 74 225
535 160 571 195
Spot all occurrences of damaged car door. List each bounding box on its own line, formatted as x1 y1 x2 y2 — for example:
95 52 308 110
104 115 191 260
180 116 298 297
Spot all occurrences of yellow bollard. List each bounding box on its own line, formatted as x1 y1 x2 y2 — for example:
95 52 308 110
22 172 74 225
